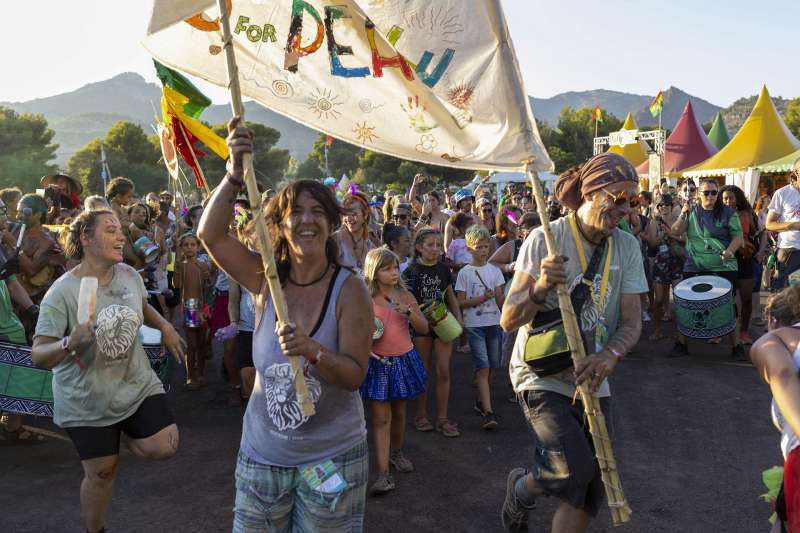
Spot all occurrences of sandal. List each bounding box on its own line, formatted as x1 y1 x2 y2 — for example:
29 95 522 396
414 416 434 432
648 332 664 341
436 419 461 438
708 337 722 345
0 426 45 444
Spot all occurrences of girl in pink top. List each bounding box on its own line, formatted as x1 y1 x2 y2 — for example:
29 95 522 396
361 247 428 495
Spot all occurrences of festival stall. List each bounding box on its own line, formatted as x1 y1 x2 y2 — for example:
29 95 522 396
707 111 731 150
607 112 650 167
636 101 718 177
754 148 800 193
682 85 800 203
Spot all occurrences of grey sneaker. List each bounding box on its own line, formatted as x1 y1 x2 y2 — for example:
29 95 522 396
501 468 532 533
390 449 414 473
482 412 498 430
370 472 395 495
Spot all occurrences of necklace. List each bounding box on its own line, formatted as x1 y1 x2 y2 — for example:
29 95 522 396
288 263 330 287
347 229 366 268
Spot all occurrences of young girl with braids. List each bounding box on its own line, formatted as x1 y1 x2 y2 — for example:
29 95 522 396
402 228 463 437
173 233 211 389
362 247 428 495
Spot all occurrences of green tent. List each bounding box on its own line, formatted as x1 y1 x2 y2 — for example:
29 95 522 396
707 111 731 150
757 149 800 173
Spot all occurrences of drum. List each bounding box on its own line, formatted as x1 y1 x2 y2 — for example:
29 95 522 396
183 298 202 328
138 326 173 385
674 275 736 339
420 300 463 343
0 341 54 416
133 236 160 265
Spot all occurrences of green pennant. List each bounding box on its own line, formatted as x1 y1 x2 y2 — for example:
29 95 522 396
154 60 211 119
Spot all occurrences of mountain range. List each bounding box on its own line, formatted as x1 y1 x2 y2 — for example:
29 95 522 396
1 73 793 167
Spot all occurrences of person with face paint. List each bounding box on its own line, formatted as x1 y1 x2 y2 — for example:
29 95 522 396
500 153 647 533
31 209 186 533
336 191 375 273
16 194 66 303
670 179 744 359
766 158 800 290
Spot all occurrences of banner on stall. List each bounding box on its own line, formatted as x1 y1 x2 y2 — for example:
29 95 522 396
143 0 553 172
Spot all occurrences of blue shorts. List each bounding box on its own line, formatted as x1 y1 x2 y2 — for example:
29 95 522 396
233 439 368 532
466 325 502 369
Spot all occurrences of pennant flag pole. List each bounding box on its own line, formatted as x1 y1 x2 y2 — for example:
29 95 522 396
650 91 664 130
592 106 603 138
214 0 314 416
99 142 110 193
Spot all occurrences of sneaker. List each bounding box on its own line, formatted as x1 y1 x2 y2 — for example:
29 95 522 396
731 344 748 362
642 311 652 322
389 449 414 473
668 341 688 358
436 419 461 438
740 331 754 345
506 392 518 404
474 399 485 415
370 472 395 495
482 412 499 430
501 468 532 533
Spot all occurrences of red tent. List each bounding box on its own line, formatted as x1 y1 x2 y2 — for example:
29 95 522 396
637 101 718 176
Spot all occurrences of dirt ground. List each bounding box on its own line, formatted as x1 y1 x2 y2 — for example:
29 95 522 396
1 300 781 533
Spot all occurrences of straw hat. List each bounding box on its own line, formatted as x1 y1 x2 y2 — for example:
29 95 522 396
40 173 83 195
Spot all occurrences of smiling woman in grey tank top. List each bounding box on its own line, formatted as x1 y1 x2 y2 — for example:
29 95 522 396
199 121 373 533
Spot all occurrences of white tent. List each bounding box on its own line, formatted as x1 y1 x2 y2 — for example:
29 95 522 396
488 171 557 197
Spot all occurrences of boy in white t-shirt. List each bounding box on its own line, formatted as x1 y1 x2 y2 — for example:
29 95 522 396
455 225 506 430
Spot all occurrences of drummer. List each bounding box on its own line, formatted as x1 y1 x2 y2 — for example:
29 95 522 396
500 153 647 532
31 209 186 533
670 179 745 359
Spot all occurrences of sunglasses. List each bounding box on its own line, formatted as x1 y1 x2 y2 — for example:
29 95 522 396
482 208 493 213
601 187 636 207
700 190 718 197
393 214 408 220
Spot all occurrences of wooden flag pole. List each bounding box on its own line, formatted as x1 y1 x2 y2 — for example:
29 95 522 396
215 0 314 417
526 161 631 525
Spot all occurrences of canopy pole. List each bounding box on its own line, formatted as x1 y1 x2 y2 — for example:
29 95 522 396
526 160 631 525
215 0 314 416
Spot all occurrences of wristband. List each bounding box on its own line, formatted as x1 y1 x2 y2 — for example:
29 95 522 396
225 173 245 190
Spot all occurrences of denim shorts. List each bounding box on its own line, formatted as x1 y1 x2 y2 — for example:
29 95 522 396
232 439 368 532
518 390 612 517
466 325 502 369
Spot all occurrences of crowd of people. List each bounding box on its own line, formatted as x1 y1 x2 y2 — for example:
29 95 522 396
2 117 800 532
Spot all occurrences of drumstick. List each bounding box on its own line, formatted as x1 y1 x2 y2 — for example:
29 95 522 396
77 277 98 324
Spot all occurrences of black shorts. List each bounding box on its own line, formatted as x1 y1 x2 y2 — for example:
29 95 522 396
736 256 755 280
236 331 254 368
64 394 174 461
682 270 739 295
518 390 612 517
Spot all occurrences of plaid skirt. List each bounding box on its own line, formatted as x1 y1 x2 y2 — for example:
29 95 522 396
360 348 427 402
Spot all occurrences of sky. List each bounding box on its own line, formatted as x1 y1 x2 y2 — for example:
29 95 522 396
2 0 797 107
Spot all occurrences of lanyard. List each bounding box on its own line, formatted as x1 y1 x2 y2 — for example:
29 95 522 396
567 215 613 312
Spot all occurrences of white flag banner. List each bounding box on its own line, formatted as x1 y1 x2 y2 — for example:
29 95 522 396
143 0 553 172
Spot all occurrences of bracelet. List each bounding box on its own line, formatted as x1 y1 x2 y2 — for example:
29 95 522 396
308 345 328 365
225 173 245 190
530 286 547 305
606 345 624 361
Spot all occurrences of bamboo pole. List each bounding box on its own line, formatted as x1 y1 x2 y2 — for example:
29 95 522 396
175 120 212 197
215 0 314 417
526 162 631 525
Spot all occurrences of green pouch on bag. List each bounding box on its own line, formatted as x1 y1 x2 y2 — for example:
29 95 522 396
523 311 574 377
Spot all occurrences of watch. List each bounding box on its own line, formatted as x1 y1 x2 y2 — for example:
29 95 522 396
61 336 70 353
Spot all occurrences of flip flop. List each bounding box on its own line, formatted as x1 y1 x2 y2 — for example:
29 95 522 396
648 332 664 341
414 416 434 432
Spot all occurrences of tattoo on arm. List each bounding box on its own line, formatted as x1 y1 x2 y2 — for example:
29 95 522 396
606 295 642 356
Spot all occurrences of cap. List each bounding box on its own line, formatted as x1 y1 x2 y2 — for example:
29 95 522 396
453 188 473 205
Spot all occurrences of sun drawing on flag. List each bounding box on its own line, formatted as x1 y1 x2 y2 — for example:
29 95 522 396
306 88 342 121
353 122 378 144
